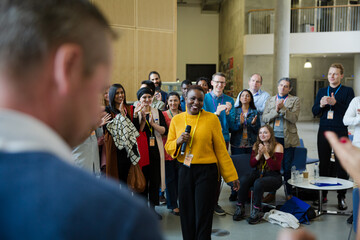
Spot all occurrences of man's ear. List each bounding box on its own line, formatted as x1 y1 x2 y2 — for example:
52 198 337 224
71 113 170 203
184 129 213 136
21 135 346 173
53 44 83 95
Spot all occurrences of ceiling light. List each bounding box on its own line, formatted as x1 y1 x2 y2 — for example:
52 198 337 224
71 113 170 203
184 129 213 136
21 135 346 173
304 59 312 68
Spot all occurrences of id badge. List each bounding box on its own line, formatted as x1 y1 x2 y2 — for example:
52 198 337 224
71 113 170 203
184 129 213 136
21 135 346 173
327 110 334 120
183 153 193 168
149 136 156 146
242 131 248 139
275 119 281 127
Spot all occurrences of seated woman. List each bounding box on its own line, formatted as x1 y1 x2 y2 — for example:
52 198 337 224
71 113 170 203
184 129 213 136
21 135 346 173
233 125 283 224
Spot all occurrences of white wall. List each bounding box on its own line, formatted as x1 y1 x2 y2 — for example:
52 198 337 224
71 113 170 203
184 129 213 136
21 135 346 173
177 5 219 81
243 55 355 120
244 32 360 55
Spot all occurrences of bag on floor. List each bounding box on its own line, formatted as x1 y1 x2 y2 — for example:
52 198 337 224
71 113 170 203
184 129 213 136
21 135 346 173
280 196 312 224
127 163 146 193
263 209 300 229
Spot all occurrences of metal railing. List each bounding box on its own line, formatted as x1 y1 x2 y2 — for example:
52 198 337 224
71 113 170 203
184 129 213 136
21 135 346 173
248 5 360 34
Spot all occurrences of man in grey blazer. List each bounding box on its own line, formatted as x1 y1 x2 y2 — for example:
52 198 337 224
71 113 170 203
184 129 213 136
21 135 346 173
262 78 301 198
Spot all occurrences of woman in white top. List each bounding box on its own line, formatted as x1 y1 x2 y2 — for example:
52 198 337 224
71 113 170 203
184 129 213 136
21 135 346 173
343 96 360 148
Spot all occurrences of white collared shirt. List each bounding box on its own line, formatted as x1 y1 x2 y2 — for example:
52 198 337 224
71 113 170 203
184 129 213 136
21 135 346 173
0 109 73 163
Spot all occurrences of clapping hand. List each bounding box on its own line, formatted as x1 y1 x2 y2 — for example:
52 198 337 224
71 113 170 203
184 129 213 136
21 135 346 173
276 99 284 112
119 102 126 117
216 103 228 115
134 102 143 115
327 92 337 106
240 112 245 124
251 115 258 125
225 101 232 115
258 143 265 155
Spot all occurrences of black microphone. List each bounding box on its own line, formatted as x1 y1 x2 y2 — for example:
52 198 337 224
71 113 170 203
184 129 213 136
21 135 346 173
180 125 192 155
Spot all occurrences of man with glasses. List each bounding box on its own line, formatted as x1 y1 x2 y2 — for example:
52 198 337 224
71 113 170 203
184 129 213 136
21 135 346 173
203 72 235 216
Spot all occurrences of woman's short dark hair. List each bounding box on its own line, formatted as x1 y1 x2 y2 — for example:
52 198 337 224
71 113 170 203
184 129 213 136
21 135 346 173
186 85 205 97
196 77 212 91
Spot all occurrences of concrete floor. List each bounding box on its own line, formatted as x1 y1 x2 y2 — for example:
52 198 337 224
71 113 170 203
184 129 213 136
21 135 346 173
158 121 356 240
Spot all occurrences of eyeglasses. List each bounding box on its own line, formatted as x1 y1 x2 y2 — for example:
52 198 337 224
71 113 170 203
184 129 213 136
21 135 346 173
213 81 226 85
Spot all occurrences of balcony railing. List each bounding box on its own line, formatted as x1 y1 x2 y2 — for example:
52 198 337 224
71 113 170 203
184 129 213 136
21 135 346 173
248 5 360 34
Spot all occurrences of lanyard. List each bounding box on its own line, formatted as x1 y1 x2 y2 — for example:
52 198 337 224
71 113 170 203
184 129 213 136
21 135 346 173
327 84 342 97
169 110 173 118
327 84 341 110
261 160 267 171
184 110 201 152
145 114 153 136
276 94 288 103
211 94 224 111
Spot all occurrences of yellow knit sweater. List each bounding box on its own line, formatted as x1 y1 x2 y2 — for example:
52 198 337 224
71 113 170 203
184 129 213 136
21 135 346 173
165 110 238 183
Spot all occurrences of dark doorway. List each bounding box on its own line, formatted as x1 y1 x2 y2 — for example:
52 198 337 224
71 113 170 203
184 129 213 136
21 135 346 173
186 64 216 82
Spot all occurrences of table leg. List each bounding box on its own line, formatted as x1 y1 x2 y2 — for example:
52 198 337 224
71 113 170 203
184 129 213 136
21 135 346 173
319 190 323 215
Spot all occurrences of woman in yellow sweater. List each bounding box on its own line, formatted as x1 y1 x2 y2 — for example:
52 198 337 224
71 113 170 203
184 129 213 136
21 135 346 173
165 85 240 240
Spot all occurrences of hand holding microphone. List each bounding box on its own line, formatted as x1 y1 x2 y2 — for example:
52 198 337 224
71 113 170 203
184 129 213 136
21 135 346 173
177 125 191 155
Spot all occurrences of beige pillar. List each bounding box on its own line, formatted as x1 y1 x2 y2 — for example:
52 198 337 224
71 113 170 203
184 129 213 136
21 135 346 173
354 54 360 96
273 0 291 92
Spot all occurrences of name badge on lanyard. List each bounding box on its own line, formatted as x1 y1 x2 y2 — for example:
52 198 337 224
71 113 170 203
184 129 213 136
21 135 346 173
275 119 281 127
327 110 334 120
183 154 193 168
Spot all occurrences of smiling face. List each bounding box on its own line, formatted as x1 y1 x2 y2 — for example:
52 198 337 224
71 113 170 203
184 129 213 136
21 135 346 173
114 87 125 105
139 93 153 107
186 89 204 115
328 67 343 88
197 80 209 93
277 80 291 97
211 75 226 96
259 126 271 143
149 73 161 87
168 95 180 111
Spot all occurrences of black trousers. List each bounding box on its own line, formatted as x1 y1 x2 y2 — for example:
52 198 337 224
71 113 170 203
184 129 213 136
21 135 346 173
178 163 218 240
141 147 161 206
317 129 349 198
237 170 282 207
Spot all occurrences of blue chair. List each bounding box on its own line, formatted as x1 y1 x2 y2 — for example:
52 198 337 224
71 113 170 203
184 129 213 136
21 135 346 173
292 147 307 172
298 138 319 164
